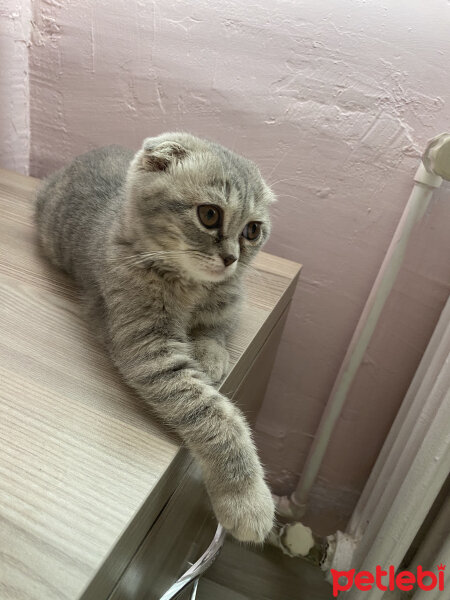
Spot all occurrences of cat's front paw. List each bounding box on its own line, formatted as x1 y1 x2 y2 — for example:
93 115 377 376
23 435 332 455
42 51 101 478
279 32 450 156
210 477 275 543
192 337 230 385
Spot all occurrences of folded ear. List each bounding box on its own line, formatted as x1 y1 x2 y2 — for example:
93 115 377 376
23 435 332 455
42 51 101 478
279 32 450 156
141 139 187 171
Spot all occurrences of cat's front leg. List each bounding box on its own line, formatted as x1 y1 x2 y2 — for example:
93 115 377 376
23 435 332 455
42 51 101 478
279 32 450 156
105 299 274 542
189 292 241 386
191 336 230 386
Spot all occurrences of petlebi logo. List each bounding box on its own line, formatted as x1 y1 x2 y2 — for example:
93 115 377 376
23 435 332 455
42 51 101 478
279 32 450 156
330 564 446 596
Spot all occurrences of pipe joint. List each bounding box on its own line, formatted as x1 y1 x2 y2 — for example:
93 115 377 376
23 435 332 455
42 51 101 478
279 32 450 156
422 132 450 182
414 162 442 188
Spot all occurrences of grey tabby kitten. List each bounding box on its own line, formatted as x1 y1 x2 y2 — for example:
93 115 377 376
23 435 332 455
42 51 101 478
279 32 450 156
35 132 275 542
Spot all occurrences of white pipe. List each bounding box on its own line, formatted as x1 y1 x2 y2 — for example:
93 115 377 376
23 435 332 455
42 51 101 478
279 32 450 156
275 137 446 518
271 134 450 592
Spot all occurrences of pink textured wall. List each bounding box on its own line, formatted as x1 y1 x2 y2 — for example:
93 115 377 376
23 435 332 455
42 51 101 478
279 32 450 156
26 0 450 530
0 0 30 173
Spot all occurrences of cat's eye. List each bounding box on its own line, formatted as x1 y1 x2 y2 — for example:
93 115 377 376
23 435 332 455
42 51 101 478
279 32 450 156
242 222 261 241
197 204 222 229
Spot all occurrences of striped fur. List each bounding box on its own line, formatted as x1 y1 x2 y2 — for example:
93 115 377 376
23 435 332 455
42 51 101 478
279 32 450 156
35 133 275 542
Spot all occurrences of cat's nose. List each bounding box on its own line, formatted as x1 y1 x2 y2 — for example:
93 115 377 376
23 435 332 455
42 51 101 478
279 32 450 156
221 254 237 267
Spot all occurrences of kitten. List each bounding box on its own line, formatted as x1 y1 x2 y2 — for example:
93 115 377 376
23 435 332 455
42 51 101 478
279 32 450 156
35 132 275 542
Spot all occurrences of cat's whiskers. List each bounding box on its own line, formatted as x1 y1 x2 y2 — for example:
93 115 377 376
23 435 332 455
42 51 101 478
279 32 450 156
265 154 286 184
267 176 295 188
220 161 227 193
276 193 300 201
115 249 209 271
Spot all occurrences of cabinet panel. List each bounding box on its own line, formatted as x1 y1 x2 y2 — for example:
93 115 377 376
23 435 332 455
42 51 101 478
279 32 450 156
108 462 216 600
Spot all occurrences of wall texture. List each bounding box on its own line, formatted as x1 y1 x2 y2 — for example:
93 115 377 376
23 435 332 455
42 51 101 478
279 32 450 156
7 0 450 530
0 0 30 173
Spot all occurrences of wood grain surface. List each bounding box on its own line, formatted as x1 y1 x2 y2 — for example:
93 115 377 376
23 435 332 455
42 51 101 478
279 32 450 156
0 168 301 600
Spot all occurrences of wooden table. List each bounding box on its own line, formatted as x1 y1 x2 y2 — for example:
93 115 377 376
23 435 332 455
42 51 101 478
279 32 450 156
0 169 301 600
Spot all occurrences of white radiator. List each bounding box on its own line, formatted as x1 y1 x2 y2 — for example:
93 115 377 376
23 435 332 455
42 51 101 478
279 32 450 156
342 295 450 600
